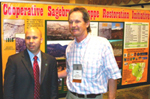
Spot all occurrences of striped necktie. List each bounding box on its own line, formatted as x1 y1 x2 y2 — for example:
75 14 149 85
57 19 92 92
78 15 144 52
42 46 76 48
33 56 40 99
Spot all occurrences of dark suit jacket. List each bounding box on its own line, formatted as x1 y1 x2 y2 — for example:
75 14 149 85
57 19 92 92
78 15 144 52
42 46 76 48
4 49 58 99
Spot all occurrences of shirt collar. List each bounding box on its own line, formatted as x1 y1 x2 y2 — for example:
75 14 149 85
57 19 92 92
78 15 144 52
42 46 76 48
75 33 91 48
27 49 41 62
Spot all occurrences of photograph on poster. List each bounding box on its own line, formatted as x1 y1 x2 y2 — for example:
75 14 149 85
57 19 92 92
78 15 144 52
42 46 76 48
111 22 124 39
98 22 123 39
15 34 26 53
3 19 25 40
99 22 112 39
46 21 73 40
109 40 123 56
47 40 71 59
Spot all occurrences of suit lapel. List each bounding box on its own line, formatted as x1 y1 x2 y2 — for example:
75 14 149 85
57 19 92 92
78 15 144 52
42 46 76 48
21 50 49 83
41 52 48 84
21 49 34 79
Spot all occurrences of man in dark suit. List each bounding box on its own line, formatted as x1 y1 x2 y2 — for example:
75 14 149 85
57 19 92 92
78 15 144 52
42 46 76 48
4 27 58 99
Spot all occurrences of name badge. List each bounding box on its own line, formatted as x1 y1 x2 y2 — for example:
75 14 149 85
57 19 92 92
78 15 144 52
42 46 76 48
72 64 82 83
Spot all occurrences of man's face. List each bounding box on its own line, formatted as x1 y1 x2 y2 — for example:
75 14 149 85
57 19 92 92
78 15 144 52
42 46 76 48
68 11 89 37
25 28 43 55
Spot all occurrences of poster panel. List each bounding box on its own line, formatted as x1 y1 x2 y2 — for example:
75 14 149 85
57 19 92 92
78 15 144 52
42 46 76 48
1 2 150 94
122 22 149 85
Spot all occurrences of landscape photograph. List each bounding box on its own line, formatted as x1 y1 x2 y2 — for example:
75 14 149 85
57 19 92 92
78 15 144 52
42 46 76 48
109 39 123 56
46 21 73 40
99 22 112 39
111 22 124 39
15 34 26 53
98 22 124 40
3 19 25 40
47 40 71 59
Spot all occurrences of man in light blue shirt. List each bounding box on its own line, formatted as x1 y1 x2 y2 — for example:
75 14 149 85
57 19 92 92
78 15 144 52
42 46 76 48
58 7 121 99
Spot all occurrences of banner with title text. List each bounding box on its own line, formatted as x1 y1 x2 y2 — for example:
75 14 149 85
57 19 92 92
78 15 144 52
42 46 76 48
1 2 150 93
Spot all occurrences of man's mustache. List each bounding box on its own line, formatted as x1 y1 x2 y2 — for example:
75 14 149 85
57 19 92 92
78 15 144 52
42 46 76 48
71 27 79 31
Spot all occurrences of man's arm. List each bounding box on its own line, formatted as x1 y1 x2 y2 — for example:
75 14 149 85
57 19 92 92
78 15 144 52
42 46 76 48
108 79 117 99
58 69 67 78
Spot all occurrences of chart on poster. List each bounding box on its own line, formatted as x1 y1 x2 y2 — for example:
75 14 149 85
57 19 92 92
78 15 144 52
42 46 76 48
124 22 149 48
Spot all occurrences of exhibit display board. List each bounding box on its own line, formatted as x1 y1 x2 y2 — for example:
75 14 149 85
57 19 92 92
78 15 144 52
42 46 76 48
1 1 150 95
